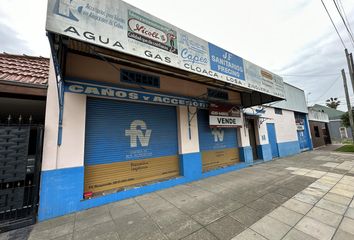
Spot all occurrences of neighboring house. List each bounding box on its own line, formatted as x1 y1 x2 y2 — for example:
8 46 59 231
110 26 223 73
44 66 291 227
0 53 48 123
0 53 49 231
311 104 352 143
308 107 331 148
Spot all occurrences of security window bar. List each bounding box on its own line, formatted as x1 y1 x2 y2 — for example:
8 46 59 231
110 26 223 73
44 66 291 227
207 88 229 100
121 69 160 88
274 108 283 115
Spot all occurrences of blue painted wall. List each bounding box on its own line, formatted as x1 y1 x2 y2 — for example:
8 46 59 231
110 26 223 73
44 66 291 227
257 144 272 161
239 146 253 164
277 141 300 157
38 153 252 221
179 152 202 180
38 167 84 221
38 139 303 221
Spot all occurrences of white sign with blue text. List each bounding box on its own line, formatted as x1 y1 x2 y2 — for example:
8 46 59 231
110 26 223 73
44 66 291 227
46 0 285 98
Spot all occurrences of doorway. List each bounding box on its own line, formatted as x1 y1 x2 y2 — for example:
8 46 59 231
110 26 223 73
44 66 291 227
267 123 279 158
248 119 258 160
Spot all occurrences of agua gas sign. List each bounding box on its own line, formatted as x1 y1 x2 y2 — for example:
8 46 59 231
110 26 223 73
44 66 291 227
209 103 242 128
46 0 285 99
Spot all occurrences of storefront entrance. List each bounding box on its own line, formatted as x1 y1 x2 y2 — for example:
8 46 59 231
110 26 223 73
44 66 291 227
197 110 240 172
84 98 179 197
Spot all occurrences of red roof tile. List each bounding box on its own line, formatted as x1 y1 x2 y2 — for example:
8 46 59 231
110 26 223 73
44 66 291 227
0 53 49 86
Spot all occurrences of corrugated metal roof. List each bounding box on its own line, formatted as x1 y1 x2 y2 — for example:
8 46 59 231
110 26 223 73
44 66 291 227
311 104 345 120
0 53 49 86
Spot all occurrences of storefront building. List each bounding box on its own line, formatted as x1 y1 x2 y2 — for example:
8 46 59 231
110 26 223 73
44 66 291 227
242 83 312 162
40 0 287 221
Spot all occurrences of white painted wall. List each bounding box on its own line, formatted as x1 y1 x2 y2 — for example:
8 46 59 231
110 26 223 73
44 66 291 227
308 108 329 123
177 106 200 154
237 112 251 147
257 120 269 145
42 57 59 171
57 93 86 169
269 83 308 113
42 57 87 171
261 107 298 143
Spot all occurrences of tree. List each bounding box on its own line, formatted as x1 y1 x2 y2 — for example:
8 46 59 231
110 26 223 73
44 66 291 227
326 97 341 109
341 111 354 128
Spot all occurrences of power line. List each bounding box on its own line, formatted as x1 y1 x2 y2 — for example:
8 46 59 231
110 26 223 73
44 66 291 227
333 0 354 48
338 0 354 37
308 75 342 104
321 0 346 49
281 73 340 77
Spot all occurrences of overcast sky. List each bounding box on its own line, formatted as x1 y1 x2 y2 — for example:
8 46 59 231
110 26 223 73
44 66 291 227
1 0 354 111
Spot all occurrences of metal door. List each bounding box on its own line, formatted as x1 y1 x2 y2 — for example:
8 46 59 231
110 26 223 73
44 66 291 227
84 98 179 197
297 131 306 150
266 123 279 158
198 110 239 172
295 113 311 151
0 123 43 232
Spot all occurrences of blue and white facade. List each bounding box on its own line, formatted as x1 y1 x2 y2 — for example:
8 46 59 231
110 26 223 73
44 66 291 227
243 83 313 161
39 0 311 222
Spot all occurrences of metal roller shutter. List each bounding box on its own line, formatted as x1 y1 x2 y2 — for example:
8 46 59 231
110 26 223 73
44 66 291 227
198 109 240 172
84 98 179 195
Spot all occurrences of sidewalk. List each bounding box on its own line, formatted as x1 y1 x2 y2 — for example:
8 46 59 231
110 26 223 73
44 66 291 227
2 146 354 240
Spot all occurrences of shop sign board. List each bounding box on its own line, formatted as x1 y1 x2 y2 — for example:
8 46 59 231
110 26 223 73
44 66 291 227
46 0 285 99
296 118 305 131
64 80 209 108
209 103 242 128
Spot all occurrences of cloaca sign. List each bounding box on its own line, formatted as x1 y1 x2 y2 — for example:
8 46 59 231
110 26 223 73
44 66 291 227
46 0 285 99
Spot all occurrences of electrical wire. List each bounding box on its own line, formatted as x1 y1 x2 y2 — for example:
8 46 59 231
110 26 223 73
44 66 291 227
321 0 346 49
281 73 340 77
308 75 342 104
333 0 354 48
338 0 354 37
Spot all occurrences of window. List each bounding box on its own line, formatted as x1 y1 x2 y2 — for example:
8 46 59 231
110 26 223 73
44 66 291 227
314 126 320 137
339 127 348 138
274 108 282 115
207 88 229 100
121 69 160 88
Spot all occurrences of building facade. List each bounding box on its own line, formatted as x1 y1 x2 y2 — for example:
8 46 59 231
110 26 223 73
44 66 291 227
0 53 48 230
311 104 352 143
308 107 331 148
242 83 312 161
38 0 311 221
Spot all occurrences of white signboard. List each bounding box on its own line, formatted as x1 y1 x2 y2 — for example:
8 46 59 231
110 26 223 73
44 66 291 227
46 0 285 99
209 116 243 128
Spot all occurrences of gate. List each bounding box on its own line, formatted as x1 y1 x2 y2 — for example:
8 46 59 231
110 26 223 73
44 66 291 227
0 119 43 232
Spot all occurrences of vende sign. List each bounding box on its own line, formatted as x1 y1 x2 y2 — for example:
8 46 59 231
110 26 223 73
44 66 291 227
209 103 242 128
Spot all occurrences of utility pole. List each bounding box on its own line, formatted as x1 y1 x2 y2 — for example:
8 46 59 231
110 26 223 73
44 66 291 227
341 69 354 143
345 49 354 94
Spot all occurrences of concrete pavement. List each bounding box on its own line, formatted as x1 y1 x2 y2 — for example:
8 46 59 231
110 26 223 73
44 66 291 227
2 146 354 240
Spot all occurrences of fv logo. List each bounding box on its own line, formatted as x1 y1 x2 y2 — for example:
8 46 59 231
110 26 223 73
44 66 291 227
212 129 224 142
125 120 152 147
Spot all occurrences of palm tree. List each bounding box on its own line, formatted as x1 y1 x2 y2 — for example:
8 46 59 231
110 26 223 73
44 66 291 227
326 97 341 109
